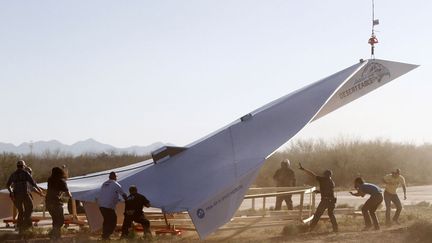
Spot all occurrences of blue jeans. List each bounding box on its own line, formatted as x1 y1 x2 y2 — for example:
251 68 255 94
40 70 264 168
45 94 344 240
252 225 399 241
384 191 402 223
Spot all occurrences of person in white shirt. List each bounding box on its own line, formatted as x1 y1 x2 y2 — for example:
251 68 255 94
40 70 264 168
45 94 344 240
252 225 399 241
382 169 407 225
97 171 127 240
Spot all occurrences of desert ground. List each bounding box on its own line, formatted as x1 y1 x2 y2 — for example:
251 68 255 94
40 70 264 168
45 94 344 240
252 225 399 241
1 185 432 242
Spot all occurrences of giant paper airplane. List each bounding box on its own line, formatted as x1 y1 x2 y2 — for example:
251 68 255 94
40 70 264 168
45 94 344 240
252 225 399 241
0 59 418 238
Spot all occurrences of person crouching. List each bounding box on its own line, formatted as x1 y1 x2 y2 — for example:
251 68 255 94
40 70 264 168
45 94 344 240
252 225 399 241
350 177 383 231
121 185 152 238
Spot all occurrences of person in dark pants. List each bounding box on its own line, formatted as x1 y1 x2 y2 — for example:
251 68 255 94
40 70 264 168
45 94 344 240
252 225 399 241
273 159 296 210
121 185 152 238
46 167 72 240
97 172 127 240
299 163 338 232
6 160 43 234
350 177 383 230
383 169 407 225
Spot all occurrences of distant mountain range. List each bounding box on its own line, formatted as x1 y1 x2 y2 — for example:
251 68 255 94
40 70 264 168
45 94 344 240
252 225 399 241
0 139 166 156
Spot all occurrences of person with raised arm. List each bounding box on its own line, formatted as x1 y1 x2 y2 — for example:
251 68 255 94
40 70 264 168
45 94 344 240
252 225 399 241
299 163 338 232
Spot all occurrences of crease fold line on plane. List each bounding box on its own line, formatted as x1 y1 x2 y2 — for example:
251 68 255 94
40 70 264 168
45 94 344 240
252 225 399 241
0 59 418 239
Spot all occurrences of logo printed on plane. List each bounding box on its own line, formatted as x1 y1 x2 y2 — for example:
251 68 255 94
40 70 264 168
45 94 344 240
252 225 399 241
197 208 205 219
357 62 390 84
339 62 391 99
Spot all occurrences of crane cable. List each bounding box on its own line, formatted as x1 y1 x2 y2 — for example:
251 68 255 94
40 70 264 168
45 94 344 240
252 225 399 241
368 0 379 59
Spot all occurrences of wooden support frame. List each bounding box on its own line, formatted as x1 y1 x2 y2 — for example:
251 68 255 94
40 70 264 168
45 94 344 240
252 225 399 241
299 192 304 220
244 186 316 222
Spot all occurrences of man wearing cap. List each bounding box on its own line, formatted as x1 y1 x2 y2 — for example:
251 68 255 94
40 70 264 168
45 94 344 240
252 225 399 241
273 159 296 210
383 169 407 225
97 171 127 240
6 160 43 233
121 185 152 239
299 163 338 232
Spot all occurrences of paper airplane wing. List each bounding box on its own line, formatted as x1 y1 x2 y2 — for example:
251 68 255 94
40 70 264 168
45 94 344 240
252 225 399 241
118 59 417 238
0 59 416 239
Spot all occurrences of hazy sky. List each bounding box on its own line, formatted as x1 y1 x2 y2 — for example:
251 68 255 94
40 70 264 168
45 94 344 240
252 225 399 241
1 0 431 148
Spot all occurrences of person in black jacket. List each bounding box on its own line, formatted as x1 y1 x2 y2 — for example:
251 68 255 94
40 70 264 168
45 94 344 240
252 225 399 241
273 159 296 210
121 185 152 238
299 163 338 232
6 160 43 234
46 167 72 240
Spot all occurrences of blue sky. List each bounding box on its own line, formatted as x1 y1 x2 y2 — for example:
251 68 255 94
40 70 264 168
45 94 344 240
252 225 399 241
1 0 431 148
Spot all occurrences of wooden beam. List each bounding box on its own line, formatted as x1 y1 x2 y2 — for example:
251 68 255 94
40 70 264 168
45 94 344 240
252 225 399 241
71 199 78 220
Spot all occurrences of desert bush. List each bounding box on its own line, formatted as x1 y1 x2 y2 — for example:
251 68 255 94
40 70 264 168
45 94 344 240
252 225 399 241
1 152 150 186
338 215 364 228
255 138 432 188
282 223 308 236
3 138 432 190
0 232 17 242
414 201 431 207
406 219 432 243
404 212 420 221
335 203 352 208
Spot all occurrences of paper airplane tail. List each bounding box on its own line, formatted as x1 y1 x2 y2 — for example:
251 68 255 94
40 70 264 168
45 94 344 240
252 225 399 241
186 59 418 238
312 59 419 121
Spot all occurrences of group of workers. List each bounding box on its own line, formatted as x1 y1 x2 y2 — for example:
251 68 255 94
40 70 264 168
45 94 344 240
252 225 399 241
5 160 151 240
98 171 152 240
5 158 408 239
273 159 407 232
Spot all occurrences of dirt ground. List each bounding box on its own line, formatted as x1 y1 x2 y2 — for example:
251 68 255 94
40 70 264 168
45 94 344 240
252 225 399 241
0 225 415 243
1 205 431 243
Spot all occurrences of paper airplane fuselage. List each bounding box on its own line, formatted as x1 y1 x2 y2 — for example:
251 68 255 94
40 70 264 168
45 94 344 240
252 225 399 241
0 59 418 238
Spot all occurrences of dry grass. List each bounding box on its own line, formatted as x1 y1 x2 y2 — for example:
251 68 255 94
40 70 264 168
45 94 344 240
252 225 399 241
255 138 432 188
1 206 431 242
0 152 150 186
